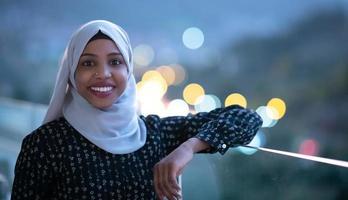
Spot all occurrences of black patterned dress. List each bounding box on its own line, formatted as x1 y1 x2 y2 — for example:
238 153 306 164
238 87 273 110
11 105 262 200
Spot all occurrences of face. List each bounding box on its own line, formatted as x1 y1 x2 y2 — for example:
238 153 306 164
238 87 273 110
75 39 128 109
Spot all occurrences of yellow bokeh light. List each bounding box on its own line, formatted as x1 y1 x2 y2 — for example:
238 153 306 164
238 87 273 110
136 81 145 93
142 70 162 82
136 80 167 103
267 98 286 119
183 83 205 105
141 70 168 95
224 93 247 108
156 65 176 85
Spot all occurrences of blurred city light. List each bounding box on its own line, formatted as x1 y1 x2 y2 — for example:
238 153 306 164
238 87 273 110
141 70 168 96
299 139 319 156
156 65 176 85
224 93 247 108
133 44 155 67
182 27 205 49
166 99 190 116
267 98 286 120
236 131 266 155
139 99 166 117
170 64 186 86
183 83 205 105
194 94 221 112
136 80 166 103
256 106 278 128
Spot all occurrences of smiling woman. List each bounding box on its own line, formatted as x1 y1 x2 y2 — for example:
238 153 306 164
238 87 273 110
10 20 263 200
75 32 128 109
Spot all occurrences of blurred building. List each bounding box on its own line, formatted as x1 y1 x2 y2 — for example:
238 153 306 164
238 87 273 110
0 97 46 199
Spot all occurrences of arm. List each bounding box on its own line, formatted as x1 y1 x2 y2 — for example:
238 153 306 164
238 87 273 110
155 104 262 155
146 105 245 155
153 105 263 200
194 105 263 154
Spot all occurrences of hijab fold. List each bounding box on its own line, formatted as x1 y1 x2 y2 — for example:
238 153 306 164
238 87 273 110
43 20 147 154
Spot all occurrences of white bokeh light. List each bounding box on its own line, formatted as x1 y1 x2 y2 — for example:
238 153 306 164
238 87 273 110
256 106 278 128
136 80 166 103
139 100 166 117
133 44 155 66
166 99 190 116
182 27 204 49
194 94 221 112
236 131 266 155
210 95 221 109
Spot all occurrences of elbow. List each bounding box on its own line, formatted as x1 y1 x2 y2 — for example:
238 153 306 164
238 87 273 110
241 109 263 145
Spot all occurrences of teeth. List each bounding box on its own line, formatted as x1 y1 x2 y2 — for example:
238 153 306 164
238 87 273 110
90 86 113 92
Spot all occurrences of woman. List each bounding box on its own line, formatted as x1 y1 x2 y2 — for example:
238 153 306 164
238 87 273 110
11 20 263 200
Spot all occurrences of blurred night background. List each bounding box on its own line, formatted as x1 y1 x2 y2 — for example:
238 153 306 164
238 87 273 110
1 0 348 199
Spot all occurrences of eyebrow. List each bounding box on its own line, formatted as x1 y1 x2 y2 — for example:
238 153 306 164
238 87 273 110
80 52 122 57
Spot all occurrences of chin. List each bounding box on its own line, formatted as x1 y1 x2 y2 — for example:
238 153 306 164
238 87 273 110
95 104 113 110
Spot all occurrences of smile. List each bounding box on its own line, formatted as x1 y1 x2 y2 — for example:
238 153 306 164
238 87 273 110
90 86 113 92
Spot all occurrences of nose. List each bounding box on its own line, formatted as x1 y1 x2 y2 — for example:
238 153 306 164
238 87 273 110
95 64 111 79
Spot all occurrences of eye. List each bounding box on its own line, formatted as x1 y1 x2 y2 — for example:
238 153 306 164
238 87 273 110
81 60 94 67
111 59 121 66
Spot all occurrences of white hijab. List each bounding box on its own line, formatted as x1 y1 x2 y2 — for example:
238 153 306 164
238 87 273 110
43 20 147 154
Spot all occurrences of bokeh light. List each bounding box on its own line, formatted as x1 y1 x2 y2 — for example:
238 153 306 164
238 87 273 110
194 94 221 112
139 99 166 117
156 65 176 85
237 131 266 155
141 70 168 96
224 93 247 108
166 99 190 116
183 83 205 105
136 81 166 103
170 64 186 85
182 27 205 49
267 98 286 119
133 44 155 67
211 95 222 108
299 139 319 156
256 106 278 128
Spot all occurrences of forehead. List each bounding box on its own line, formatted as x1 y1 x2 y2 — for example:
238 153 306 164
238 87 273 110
82 39 121 54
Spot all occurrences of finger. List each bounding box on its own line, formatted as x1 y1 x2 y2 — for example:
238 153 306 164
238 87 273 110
160 164 174 199
169 168 182 199
154 165 164 200
169 170 181 192
165 164 182 200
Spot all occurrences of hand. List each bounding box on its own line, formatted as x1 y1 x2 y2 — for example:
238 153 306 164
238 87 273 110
153 143 194 200
153 138 210 200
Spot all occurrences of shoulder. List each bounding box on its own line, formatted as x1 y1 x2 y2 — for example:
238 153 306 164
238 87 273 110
21 117 70 150
140 115 162 132
140 114 189 128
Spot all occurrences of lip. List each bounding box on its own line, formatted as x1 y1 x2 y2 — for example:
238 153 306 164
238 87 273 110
89 87 114 98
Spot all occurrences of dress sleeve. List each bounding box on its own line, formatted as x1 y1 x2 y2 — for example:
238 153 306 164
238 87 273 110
143 105 262 155
194 105 263 155
11 130 54 200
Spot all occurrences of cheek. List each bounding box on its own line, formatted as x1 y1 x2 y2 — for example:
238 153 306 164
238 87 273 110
115 69 128 84
75 71 89 90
